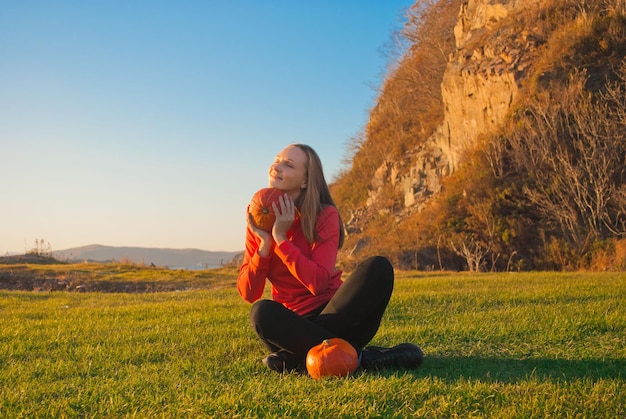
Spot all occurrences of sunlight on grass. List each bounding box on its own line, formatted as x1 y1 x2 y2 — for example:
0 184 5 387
0 271 624 417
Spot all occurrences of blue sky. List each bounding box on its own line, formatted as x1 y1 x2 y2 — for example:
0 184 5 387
0 1 412 254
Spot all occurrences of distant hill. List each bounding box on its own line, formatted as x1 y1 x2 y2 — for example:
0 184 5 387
53 244 242 268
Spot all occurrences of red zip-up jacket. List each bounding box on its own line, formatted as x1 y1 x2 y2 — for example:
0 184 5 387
237 205 343 316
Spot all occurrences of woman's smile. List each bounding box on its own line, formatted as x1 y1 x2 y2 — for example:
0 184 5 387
267 145 308 199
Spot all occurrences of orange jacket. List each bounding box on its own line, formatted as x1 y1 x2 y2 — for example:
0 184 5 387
237 205 343 316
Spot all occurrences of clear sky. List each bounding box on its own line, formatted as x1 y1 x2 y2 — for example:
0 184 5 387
0 1 412 254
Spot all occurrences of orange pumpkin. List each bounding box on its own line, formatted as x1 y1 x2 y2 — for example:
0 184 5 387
248 188 283 232
306 338 359 379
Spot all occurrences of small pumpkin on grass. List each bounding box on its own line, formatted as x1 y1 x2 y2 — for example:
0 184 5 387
306 338 359 379
248 188 284 232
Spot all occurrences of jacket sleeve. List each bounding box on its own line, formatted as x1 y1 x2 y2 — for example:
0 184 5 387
236 226 271 303
274 206 340 295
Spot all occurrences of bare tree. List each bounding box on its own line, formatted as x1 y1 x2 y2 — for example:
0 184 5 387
449 235 491 272
504 70 626 254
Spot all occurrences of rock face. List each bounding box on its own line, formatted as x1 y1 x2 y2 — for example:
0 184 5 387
362 0 541 216
439 0 540 170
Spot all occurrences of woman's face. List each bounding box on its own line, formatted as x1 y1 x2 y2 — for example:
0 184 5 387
268 145 308 199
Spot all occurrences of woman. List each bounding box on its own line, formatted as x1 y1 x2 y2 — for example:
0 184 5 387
237 144 423 373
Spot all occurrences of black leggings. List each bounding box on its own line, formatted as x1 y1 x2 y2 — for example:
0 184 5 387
249 256 394 361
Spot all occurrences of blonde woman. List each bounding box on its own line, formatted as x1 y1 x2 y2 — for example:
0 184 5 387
237 144 423 373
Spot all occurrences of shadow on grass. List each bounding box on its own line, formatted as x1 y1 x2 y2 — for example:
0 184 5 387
414 355 626 382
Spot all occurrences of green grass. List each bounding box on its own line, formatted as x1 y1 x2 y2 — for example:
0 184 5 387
1 270 624 417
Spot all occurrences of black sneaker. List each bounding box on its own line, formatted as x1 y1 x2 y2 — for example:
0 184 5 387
360 343 424 370
262 351 303 373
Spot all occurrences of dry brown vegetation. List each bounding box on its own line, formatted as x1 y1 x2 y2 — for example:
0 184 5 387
0 257 237 292
332 0 461 211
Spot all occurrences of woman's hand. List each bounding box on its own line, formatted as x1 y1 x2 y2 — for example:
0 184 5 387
272 193 296 245
246 206 273 257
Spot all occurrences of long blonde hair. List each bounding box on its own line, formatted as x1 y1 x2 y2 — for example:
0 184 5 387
292 144 344 249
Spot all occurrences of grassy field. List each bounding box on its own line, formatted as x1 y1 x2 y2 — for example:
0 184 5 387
0 266 624 418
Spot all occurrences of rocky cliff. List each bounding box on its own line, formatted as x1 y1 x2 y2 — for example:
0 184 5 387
355 0 540 222
340 0 626 270
439 0 541 170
